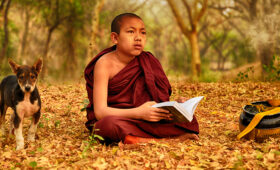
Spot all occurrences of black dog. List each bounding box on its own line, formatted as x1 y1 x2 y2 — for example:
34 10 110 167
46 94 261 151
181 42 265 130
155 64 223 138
0 59 42 150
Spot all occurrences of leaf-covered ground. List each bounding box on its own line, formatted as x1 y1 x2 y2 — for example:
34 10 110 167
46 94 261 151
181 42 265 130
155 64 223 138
1 81 280 169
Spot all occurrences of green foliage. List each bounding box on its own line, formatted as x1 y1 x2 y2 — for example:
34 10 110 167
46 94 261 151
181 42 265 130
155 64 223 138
0 0 271 82
65 105 72 115
167 42 190 74
0 21 19 62
54 120 61 128
232 39 256 66
0 71 6 81
263 55 280 81
233 155 244 169
29 161 37 168
81 99 89 112
235 66 255 82
199 69 221 82
37 147 43 152
208 30 256 70
82 125 104 158
38 122 44 128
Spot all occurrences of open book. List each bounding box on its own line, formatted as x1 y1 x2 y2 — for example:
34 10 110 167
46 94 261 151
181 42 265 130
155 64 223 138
152 96 204 122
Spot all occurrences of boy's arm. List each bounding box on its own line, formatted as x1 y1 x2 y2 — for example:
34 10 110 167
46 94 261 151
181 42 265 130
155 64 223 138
93 58 171 122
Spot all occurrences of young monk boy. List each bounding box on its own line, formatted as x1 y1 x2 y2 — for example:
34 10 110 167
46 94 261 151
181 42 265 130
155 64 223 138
84 13 199 144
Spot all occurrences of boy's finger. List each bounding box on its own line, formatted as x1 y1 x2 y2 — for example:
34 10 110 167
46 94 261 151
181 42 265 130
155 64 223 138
154 113 171 119
150 116 161 122
148 101 157 105
156 108 169 113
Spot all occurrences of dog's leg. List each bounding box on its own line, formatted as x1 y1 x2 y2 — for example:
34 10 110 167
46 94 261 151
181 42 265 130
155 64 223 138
9 112 15 135
13 112 24 150
0 100 8 136
0 92 3 135
28 111 40 142
0 115 5 136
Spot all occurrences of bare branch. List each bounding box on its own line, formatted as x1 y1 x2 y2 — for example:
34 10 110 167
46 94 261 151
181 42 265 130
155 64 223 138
166 0 190 37
195 0 208 24
234 0 249 10
55 0 60 26
0 0 6 11
132 0 148 12
226 20 245 37
198 20 208 37
248 0 257 19
182 0 194 29
209 5 244 14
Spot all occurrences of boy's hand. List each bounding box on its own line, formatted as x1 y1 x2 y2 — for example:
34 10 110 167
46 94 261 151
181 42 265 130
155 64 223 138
138 101 172 122
176 97 188 103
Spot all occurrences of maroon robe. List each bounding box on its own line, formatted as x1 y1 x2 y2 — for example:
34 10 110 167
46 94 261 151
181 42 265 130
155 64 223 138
84 45 199 143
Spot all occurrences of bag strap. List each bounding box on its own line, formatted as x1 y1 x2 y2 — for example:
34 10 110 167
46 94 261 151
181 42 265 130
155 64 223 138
237 107 280 139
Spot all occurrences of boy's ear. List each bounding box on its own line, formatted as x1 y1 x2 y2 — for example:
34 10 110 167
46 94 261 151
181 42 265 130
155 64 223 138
8 59 20 74
33 58 43 74
111 32 118 44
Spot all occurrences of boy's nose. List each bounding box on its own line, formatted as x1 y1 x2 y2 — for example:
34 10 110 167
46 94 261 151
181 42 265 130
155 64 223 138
135 35 141 41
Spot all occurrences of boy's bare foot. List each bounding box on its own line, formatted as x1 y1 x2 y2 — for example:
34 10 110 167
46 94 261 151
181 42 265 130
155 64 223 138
123 133 198 145
177 133 199 141
124 135 159 144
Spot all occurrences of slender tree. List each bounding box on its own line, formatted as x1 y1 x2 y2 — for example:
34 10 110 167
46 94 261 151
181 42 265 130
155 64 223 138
17 1 31 61
62 0 86 78
0 0 7 11
167 0 208 78
0 0 12 66
37 0 69 78
87 0 105 62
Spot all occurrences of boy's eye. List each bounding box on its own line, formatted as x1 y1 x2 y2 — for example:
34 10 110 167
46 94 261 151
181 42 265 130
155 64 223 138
127 30 134 33
142 31 146 35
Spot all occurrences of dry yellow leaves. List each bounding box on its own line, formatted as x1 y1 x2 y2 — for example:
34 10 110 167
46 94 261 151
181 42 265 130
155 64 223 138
0 81 280 169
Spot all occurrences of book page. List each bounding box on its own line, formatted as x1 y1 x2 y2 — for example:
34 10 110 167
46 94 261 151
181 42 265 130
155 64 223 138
152 101 176 108
180 96 204 117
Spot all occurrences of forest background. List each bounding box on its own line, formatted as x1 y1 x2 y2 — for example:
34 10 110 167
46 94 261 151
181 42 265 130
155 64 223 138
0 0 280 82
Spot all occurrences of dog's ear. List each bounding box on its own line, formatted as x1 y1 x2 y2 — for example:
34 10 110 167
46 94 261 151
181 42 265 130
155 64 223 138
33 58 43 74
8 59 20 74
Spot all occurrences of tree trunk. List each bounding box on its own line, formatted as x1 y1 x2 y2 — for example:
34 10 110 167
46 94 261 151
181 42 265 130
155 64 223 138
87 0 104 62
18 8 30 61
214 45 224 70
0 0 11 65
65 18 77 79
0 0 7 12
259 44 274 75
41 28 54 79
249 0 258 20
189 31 201 77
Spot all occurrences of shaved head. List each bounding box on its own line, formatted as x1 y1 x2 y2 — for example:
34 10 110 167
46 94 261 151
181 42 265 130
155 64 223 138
111 13 142 34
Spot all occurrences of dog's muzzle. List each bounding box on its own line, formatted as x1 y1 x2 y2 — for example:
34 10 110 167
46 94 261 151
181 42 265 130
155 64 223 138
25 86 31 92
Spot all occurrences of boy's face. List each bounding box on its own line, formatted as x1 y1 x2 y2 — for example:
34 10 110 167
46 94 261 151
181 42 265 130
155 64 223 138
113 17 146 57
